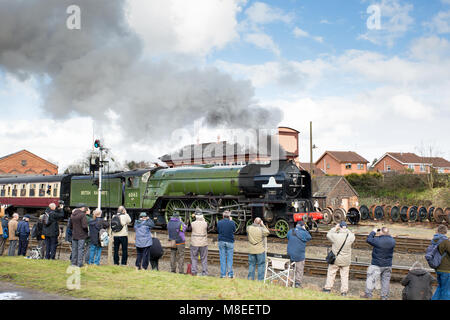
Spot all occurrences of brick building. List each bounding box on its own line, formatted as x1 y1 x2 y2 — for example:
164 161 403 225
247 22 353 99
371 152 446 174
159 127 300 168
312 176 359 212
315 151 369 176
0 150 58 176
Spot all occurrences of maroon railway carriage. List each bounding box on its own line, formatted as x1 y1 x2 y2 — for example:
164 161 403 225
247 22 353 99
0 175 72 216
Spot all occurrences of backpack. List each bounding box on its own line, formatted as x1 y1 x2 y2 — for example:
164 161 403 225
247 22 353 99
99 228 109 247
2 226 8 239
111 214 124 233
42 212 50 226
425 239 447 269
31 224 37 238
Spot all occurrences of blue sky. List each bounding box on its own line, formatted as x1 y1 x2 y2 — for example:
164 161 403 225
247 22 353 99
0 0 449 170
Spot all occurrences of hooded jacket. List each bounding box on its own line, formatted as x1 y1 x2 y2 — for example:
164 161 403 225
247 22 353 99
287 226 312 262
69 209 88 240
190 215 208 247
367 231 396 267
134 218 155 248
327 227 356 266
42 208 64 237
432 233 450 273
401 265 435 300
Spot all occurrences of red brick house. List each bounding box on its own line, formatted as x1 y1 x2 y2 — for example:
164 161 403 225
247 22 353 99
0 150 58 176
315 151 369 176
373 152 450 174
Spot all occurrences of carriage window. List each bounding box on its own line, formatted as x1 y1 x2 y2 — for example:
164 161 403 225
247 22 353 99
29 184 36 197
39 184 46 197
0 185 5 197
46 184 52 196
20 184 26 197
12 185 18 197
53 184 58 197
7 186 11 197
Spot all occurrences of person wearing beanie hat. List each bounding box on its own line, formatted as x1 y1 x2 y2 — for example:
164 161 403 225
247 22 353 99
17 214 31 256
323 222 355 296
287 219 312 288
190 209 209 276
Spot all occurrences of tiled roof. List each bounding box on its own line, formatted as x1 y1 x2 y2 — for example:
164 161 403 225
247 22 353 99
386 152 426 164
423 157 450 168
298 162 325 175
318 151 369 164
312 176 358 197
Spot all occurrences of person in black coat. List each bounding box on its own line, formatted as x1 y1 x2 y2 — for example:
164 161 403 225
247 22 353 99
401 262 435 300
43 203 65 260
149 235 164 271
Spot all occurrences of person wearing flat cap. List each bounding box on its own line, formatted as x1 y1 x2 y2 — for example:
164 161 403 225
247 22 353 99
190 210 209 276
323 221 355 296
134 212 155 270
287 220 312 288
17 214 31 256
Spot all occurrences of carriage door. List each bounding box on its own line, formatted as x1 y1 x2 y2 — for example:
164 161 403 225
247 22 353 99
124 177 141 209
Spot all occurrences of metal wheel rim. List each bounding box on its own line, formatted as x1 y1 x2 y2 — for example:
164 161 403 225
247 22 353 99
219 199 241 233
275 219 289 239
190 199 214 225
165 199 187 224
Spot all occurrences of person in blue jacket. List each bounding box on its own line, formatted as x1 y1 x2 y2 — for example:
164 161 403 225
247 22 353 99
134 212 155 270
362 227 396 300
17 215 31 256
287 220 312 288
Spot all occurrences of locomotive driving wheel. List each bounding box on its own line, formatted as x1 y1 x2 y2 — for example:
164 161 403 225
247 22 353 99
274 218 289 239
218 199 242 234
164 199 187 224
190 199 215 231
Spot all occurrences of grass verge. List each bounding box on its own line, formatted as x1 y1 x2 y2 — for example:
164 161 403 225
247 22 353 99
0 257 353 300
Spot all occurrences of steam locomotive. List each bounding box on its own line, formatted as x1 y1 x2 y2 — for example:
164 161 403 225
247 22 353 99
0 160 323 238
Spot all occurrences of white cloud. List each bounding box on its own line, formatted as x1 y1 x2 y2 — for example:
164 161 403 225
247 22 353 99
244 2 293 26
293 27 324 43
126 0 243 56
359 0 414 46
423 10 450 34
244 33 280 55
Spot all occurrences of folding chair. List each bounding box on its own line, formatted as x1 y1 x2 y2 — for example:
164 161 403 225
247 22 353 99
264 253 296 287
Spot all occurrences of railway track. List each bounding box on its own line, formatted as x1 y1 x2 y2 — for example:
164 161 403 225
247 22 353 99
25 218 431 254
12 240 433 283
155 229 431 254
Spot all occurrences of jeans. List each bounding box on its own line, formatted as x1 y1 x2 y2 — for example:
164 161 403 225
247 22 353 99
18 236 29 256
365 265 392 299
432 271 450 300
218 241 234 278
136 246 151 270
248 253 266 281
190 246 208 276
8 240 18 256
71 239 85 267
113 236 128 265
45 236 58 259
88 244 102 265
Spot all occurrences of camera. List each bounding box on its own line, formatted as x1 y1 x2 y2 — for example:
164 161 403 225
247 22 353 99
377 229 381 232
58 200 65 205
